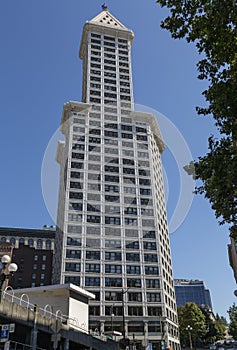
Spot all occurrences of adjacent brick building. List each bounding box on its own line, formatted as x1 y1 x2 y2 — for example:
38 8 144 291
0 226 55 289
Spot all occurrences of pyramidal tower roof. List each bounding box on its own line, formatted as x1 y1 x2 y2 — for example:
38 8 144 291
88 6 128 30
79 6 134 59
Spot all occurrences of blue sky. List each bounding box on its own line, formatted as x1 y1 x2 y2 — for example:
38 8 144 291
0 1 236 318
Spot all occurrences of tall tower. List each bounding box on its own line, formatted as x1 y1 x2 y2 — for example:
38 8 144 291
53 7 180 350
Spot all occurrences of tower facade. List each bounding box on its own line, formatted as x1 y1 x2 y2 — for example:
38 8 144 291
53 7 179 350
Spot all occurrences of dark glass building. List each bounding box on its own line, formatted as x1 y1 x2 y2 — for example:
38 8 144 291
174 279 213 310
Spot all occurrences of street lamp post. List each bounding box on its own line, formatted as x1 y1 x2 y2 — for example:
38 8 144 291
122 289 126 341
186 325 193 350
0 254 18 299
120 288 129 350
110 305 114 333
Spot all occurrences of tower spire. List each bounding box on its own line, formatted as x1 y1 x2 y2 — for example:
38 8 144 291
101 2 108 11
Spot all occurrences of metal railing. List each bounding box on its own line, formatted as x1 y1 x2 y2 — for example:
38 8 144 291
2 288 88 334
0 340 46 350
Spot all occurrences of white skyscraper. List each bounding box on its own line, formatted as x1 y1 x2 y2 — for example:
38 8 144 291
53 6 180 350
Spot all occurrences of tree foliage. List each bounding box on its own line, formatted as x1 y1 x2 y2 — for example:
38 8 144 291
156 0 237 235
178 303 227 346
178 302 207 346
228 303 237 339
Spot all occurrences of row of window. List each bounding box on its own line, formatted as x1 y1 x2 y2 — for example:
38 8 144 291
65 250 158 262
68 214 154 227
65 263 159 275
69 202 153 215
0 237 52 250
67 225 156 237
75 277 160 289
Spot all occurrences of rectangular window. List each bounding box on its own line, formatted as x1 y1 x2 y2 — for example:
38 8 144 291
68 214 82 222
143 242 157 250
105 252 122 261
124 217 138 226
72 144 85 151
88 154 101 162
128 307 143 316
85 277 100 287
69 192 83 200
86 251 100 260
65 276 80 286
145 266 159 275
105 278 122 287
143 230 156 239
71 162 84 170
89 306 100 316
128 293 142 302
65 262 80 272
105 165 119 173
85 264 100 273
69 202 83 211
86 238 100 247
105 195 119 202
70 181 83 190
86 226 100 235
123 167 135 175
105 217 121 225
142 219 155 227
105 239 121 248
141 209 154 216
89 145 101 152
144 254 158 262
87 215 101 223
105 264 122 274
68 225 82 234
105 291 122 301
146 279 160 289
105 147 119 154
139 179 151 186
105 306 122 316
126 265 141 274
126 253 140 262
67 237 81 246
124 187 136 194
87 203 101 212
105 206 120 214
125 229 138 237
147 293 161 302
70 171 83 180
66 249 81 259
88 164 100 172
137 135 147 141
105 227 121 236
122 133 133 139
127 279 141 288
72 152 84 160
124 207 137 215
104 130 118 138
105 175 119 183
105 184 119 193
126 241 139 249
148 307 162 316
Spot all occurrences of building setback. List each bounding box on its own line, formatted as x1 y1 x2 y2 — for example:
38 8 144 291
174 279 213 310
53 7 180 350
